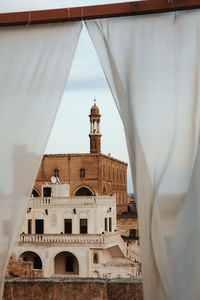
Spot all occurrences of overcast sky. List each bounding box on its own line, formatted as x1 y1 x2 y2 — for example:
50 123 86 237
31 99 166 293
2 0 135 192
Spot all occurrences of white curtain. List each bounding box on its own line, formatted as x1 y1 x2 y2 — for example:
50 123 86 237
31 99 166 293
0 21 82 298
86 10 200 300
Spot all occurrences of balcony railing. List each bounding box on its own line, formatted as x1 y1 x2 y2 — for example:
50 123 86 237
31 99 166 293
29 196 116 207
18 233 105 245
17 232 140 262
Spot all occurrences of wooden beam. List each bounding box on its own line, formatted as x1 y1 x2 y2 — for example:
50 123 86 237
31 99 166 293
1 0 200 26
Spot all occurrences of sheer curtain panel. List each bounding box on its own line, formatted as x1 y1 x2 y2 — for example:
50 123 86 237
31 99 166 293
86 10 200 300
0 21 82 298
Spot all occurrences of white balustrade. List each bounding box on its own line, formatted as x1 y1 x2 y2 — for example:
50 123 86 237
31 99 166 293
29 196 116 207
18 231 140 262
18 233 107 245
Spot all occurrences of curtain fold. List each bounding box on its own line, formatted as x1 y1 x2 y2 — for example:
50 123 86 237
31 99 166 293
86 10 200 300
0 21 82 298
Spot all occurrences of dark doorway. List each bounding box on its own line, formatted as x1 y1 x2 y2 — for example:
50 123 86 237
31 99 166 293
75 187 93 196
34 256 42 269
64 219 72 234
35 219 44 234
80 219 87 234
66 256 74 272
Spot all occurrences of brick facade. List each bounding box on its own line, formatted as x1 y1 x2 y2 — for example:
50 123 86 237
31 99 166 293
34 153 128 214
33 103 129 214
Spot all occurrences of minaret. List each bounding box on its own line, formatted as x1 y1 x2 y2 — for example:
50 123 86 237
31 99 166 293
89 99 101 154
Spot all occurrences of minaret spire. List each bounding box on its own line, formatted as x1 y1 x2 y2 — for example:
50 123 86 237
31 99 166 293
89 100 101 154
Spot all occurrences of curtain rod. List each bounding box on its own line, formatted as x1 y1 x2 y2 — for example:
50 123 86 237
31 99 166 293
0 0 200 26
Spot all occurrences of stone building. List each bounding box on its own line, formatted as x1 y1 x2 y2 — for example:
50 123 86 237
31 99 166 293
33 103 129 214
10 103 140 279
13 184 140 278
6 253 43 278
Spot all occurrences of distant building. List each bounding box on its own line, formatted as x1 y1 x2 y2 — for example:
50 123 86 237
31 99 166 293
10 103 140 279
33 103 129 214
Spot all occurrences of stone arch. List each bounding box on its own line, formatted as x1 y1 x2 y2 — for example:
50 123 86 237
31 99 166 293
92 271 99 278
74 186 94 196
54 251 79 275
31 188 40 197
19 251 42 269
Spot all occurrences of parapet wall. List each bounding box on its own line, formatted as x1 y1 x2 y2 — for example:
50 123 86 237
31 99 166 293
3 278 143 300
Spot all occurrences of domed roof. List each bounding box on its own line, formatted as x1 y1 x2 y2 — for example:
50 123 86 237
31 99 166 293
90 103 100 115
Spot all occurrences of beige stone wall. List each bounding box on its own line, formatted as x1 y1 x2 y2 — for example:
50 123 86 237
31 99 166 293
34 153 129 214
117 217 138 231
3 278 143 300
117 216 139 238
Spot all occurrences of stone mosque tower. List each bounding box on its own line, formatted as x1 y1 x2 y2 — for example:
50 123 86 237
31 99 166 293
31 101 129 214
89 100 102 154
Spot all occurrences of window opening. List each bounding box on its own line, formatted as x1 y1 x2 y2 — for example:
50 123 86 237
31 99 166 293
80 168 85 178
35 219 44 234
54 168 59 178
104 218 108 232
64 219 72 234
80 219 87 234
43 187 51 197
109 217 112 232
93 253 99 264
28 219 32 234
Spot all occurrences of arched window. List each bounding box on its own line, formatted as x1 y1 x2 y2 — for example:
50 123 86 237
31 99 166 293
93 253 99 264
54 168 59 178
31 189 39 197
92 271 99 278
75 187 93 196
80 168 85 178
